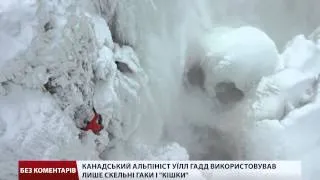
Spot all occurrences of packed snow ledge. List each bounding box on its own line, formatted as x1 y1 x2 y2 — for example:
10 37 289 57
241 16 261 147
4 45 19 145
0 0 320 180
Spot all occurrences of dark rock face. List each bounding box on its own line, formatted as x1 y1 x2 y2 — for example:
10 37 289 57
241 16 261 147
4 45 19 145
115 61 132 73
186 63 205 88
184 62 244 105
44 21 54 32
215 81 244 104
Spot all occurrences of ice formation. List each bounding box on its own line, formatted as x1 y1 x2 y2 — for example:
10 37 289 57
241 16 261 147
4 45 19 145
197 26 280 102
0 0 188 178
0 0 320 180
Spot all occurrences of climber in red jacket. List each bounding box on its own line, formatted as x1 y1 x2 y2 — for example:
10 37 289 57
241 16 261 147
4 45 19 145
80 107 104 135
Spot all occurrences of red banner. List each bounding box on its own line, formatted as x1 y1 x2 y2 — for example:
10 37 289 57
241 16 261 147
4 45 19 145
18 160 79 180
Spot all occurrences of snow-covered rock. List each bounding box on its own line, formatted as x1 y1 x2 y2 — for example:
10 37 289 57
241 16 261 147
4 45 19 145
247 31 320 179
0 0 37 69
93 43 149 153
249 101 320 178
253 68 318 120
0 0 169 178
90 15 114 49
0 1 108 178
0 86 101 178
247 119 285 160
281 35 320 74
94 46 116 81
201 26 280 98
271 69 317 106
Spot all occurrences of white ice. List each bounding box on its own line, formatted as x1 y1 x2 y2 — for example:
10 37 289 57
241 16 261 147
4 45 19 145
0 0 320 180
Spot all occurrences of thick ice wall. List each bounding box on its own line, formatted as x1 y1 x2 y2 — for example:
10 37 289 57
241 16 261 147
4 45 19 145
1 2 320 180
0 1 191 177
0 0 102 118
99 0 320 177
0 0 123 176
95 0 214 147
100 0 251 161
1 0 187 155
0 1 106 177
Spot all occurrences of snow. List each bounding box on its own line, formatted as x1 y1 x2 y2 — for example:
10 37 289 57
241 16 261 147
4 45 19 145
201 26 280 97
281 35 320 74
1 0 320 180
94 46 116 81
246 33 320 179
192 17 320 180
0 0 36 68
0 0 187 178
104 142 189 160
0 86 95 177
281 35 316 70
253 68 317 120
90 15 113 49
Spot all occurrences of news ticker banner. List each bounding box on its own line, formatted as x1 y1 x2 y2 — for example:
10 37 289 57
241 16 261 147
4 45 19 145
19 160 301 180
